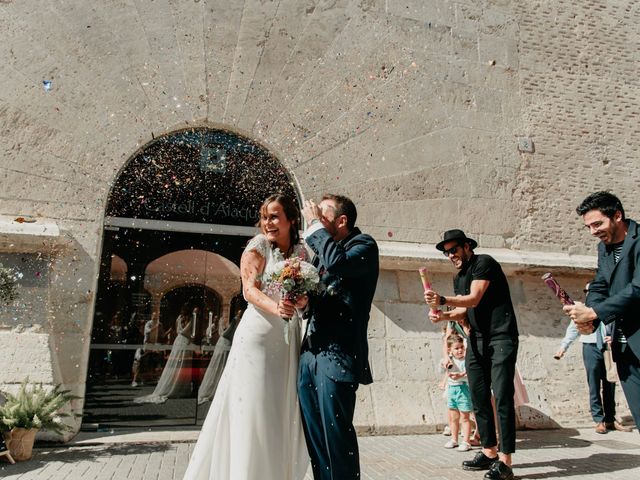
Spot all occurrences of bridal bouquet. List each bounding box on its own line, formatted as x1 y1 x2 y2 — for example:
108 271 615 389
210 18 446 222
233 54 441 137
266 258 321 308
265 258 321 343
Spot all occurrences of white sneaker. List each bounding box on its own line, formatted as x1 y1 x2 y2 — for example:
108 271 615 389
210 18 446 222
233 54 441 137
457 441 471 452
444 440 458 449
443 425 452 436
131 381 138 387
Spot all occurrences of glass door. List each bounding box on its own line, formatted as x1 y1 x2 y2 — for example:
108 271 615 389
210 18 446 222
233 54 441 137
84 227 248 428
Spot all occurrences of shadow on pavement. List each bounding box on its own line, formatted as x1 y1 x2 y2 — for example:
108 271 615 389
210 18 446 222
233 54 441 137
0 443 173 475
517 452 640 479
515 428 592 450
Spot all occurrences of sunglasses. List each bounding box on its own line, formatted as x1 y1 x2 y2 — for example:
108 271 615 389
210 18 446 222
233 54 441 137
442 245 461 257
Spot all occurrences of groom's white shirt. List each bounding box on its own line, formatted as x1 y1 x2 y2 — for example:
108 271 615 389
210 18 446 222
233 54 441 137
302 220 324 239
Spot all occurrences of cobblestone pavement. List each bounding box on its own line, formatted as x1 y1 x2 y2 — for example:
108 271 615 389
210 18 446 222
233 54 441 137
1 428 639 479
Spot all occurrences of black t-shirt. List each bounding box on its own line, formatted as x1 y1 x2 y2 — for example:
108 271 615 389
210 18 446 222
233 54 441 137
453 254 519 339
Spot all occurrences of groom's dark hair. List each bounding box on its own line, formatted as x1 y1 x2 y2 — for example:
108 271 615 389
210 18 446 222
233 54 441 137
322 194 357 231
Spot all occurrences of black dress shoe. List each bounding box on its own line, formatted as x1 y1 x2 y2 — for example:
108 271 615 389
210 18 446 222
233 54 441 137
484 461 514 480
462 451 499 471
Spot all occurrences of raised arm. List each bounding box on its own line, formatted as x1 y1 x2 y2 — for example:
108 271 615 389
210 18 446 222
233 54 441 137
305 229 378 277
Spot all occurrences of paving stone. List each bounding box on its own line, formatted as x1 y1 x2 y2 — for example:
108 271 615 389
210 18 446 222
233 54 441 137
1 428 639 480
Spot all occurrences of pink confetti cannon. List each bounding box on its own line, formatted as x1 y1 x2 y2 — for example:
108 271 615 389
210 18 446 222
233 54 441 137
542 273 574 306
419 267 438 314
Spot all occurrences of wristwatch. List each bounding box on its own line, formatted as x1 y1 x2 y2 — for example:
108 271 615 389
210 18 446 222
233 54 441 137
439 295 446 306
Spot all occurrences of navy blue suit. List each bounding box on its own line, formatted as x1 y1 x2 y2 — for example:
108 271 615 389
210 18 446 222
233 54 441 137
298 226 379 480
587 219 640 428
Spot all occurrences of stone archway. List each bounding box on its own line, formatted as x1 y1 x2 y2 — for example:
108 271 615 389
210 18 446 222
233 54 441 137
85 126 299 428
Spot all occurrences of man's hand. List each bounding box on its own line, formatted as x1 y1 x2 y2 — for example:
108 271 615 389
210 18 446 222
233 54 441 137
429 309 443 324
563 302 597 334
576 321 595 334
302 200 323 225
553 348 565 360
562 302 597 324
424 289 441 309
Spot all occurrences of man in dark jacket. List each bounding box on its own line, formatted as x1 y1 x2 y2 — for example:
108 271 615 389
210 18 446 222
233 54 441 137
298 194 379 480
564 191 640 431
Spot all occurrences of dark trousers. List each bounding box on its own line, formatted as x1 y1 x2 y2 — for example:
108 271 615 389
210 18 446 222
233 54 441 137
298 351 360 480
613 343 640 430
582 343 616 423
467 336 518 454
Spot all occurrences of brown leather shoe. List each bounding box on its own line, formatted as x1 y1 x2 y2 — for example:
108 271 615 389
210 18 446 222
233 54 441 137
595 422 607 434
606 421 632 432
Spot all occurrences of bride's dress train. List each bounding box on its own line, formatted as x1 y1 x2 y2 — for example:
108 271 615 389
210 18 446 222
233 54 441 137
135 314 193 404
183 234 309 480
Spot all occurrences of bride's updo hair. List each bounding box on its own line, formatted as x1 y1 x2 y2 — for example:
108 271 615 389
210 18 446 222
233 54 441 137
258 194 300 251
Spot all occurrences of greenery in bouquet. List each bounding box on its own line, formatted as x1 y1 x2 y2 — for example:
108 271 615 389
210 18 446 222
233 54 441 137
265 258 321 303
0 380 82 435
0 263 18 305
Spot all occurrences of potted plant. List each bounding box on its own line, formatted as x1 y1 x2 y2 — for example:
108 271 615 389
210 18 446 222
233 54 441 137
0 380 81 461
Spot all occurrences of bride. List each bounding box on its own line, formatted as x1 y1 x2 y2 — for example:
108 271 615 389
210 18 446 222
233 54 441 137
183 194 309 480
134 305 195 404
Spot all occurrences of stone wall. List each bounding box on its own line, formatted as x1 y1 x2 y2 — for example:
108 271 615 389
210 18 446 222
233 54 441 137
356 256 631 433
0 0 637 436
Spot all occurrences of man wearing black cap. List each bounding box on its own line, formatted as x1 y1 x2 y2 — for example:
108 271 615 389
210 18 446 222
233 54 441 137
425 229 519 480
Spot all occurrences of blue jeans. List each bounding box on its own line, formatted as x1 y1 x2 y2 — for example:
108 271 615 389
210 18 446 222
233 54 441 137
582 343 615 423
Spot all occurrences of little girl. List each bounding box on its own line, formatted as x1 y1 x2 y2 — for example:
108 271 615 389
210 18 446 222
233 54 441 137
443 334 473 451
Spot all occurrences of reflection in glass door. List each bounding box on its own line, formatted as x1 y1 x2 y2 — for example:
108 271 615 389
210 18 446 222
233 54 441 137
84 228 248 428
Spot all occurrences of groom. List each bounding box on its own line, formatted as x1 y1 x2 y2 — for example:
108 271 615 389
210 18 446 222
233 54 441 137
299 194 379 480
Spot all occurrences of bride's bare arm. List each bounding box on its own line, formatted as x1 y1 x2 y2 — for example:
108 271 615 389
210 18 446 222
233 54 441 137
241 249 294 318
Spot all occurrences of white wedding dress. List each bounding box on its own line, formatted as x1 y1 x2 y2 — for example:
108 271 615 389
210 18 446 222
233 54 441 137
135 314 193 404
183 234 309 480
197 314 240 405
